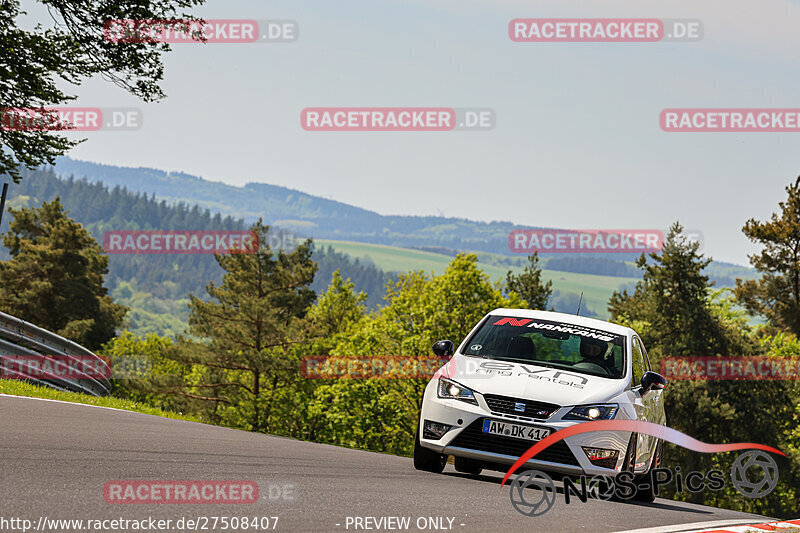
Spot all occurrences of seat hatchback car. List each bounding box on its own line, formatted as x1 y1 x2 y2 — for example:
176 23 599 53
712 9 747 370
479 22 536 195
414 309 667 501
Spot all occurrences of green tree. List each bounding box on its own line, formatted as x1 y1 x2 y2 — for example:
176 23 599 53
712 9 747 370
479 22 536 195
286 271 369 443
1 0 205 181
505 252 552 310
735 177 800 335
0 198 127 349
609 223 795 514
305 269 367 348
308 254 523 455
610 222 727 355
169 220 317 431
101 330 188 410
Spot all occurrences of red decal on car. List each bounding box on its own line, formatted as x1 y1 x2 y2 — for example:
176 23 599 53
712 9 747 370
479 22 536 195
492 318 533 326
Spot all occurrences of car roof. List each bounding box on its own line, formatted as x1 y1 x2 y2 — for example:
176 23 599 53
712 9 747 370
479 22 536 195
488 308 634 337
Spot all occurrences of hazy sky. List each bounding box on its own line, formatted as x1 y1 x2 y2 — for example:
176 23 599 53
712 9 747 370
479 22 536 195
21 0 800 265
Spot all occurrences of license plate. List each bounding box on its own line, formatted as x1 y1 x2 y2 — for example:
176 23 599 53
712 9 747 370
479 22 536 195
482 419 551 441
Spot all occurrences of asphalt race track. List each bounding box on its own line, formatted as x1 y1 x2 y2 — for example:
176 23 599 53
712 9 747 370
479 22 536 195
0 395 773 533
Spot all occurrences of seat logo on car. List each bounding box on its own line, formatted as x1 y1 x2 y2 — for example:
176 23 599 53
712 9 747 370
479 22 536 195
514 402 526 412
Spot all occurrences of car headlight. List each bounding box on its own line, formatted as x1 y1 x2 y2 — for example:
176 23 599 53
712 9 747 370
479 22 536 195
563 404 618 421
437 378 478 405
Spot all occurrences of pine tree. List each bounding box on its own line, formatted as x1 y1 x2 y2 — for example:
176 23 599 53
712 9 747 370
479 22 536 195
176 220 317 431
504 252 553 310
0 198 127 349
609 222 792 508
610 222 726 356
735 176 800 335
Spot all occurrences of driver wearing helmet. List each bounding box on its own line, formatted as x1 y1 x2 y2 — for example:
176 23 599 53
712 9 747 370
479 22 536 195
575 337 612 375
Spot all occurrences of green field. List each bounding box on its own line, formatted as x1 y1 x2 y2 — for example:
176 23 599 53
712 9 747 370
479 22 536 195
316 240 640 317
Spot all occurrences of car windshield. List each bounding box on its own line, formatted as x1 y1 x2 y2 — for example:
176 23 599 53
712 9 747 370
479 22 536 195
463 316 626 379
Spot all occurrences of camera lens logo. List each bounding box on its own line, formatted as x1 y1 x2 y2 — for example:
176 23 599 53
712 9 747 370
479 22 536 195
731 451 779 498
509 470 556 516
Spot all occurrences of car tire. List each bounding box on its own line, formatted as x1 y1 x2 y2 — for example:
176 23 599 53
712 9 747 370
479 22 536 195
454 457 482 476
413 427 447 473
620 433 657 503
632 439 663 503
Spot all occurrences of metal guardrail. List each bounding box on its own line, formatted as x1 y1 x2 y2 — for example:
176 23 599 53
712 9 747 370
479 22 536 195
0 311 111 396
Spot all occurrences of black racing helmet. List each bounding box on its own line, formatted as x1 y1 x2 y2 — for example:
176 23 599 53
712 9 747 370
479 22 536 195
579 337 607 360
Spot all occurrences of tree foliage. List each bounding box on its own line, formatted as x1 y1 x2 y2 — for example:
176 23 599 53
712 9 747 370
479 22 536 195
0 198 126 349
160 221 317 431
505 252 553 310
1 0 205 180
2 168 397 336
735 177 800 335
610 222 727 355
305 254 523 455
610 222 797 515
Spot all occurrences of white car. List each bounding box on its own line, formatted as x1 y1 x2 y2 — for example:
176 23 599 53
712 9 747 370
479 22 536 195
414 309 668 501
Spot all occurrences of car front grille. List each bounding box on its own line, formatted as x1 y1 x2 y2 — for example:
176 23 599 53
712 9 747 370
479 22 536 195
448 419 580 466
483 394 559 419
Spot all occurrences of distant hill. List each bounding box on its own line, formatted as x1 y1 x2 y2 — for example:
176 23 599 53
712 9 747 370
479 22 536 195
51 158 756 286
1 167 397 335
2 163 758 331
52 157 524 254
50 157 757 288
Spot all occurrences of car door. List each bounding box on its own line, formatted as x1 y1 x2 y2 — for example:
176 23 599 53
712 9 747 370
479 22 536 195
630 336 655 472
640 338 666 420
631 336 666 469
639 335 666 427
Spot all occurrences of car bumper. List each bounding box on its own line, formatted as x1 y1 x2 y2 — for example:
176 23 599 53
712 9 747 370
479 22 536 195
419 381 632 477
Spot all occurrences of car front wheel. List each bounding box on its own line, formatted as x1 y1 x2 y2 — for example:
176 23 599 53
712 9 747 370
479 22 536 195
413 427 447 473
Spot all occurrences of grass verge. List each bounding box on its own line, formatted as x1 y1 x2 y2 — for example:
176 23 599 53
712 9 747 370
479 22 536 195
0 379 205 423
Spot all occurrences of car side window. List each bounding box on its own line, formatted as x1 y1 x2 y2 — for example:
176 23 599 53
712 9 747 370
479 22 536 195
639 337 652 372
631 337 645 388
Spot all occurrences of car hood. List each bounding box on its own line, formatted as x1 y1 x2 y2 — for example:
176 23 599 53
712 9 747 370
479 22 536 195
437 355 628 406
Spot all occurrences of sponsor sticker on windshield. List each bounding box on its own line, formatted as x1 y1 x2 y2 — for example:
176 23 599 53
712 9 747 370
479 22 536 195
492 317 621 343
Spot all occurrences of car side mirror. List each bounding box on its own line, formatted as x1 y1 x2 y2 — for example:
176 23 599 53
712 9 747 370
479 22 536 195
432 340 454 357
640 371 668 395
